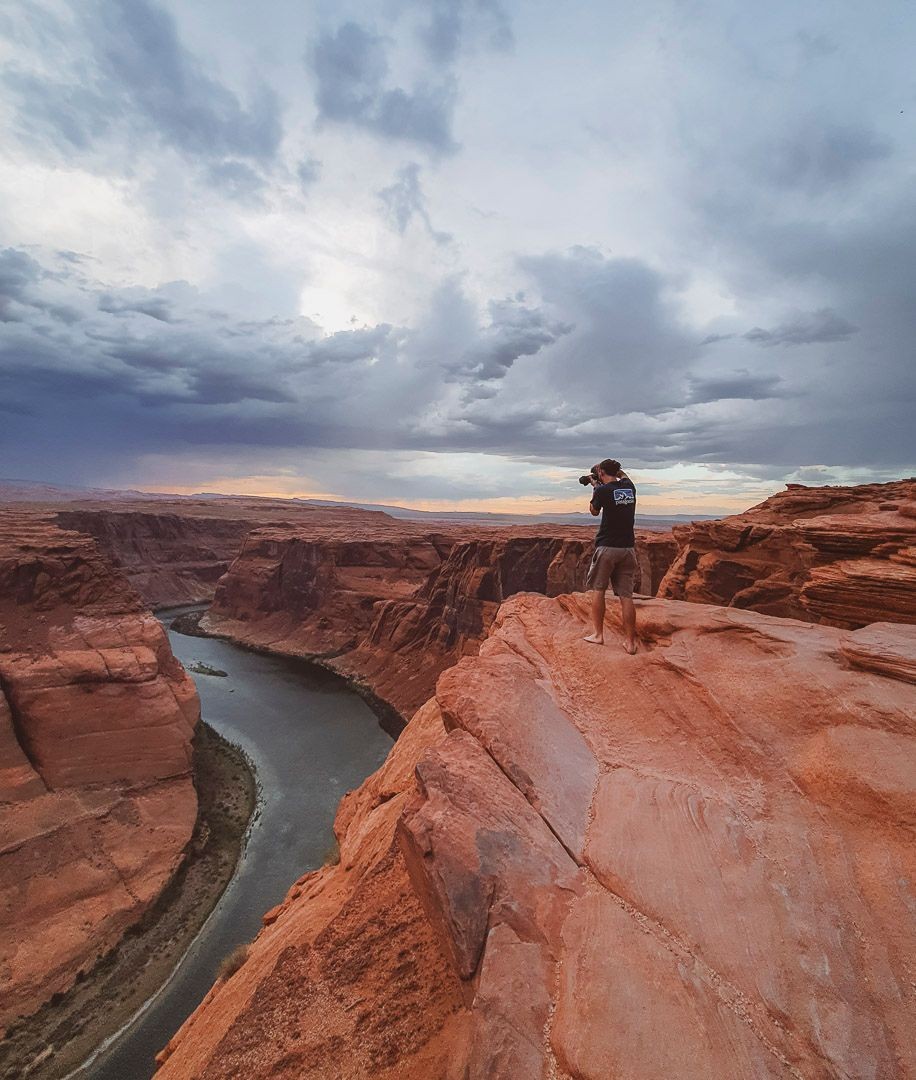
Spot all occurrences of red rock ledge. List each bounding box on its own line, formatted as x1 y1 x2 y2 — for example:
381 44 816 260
156 591 916 1079
659 478 916 627
0 512 199 1033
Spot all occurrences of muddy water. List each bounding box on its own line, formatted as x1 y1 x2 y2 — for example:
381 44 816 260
82 607 393 1080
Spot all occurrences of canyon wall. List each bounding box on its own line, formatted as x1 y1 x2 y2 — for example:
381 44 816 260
55 509 254 609
156 590 916 1079
659 479 916 627
202 524 676 719
52 501 387 609
0 511 199 1033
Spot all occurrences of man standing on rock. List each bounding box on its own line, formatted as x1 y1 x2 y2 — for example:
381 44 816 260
583 458 639 653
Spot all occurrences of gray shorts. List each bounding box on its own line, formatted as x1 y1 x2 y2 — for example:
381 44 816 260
585 546 637 597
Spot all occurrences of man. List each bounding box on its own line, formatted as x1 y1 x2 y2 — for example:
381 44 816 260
583 458 638 653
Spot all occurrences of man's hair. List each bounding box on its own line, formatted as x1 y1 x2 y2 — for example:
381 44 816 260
597 458 621 476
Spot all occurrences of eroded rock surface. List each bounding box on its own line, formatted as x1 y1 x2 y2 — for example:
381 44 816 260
659 478 916 628
156 591 916 1079
0 511 199 1032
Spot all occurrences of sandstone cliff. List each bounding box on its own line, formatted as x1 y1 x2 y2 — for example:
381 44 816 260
201 524 676 719
156 590 916 1079
659 478 916 627
0 511 199 1032
55 509 253 609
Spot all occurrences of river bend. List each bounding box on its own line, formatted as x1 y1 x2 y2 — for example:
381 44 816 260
84 607 393 1079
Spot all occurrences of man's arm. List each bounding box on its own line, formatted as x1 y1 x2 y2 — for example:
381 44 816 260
589 482 601 516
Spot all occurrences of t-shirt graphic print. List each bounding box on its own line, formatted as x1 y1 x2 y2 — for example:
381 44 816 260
591 479 637 548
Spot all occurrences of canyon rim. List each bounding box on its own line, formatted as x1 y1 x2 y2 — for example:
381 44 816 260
1 480 914 1078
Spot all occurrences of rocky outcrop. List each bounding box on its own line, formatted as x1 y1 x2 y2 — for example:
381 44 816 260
203 525 676 721
659 479 916 628
155 591 916 1079
0 511 199 1032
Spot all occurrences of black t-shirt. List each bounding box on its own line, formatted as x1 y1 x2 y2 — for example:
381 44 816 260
591 478 637 547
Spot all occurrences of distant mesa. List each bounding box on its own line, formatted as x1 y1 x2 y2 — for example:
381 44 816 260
0 477 711 530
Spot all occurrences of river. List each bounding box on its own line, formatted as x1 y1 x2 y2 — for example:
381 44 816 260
81 607 394 1080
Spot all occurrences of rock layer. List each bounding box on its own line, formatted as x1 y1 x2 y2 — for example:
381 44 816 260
204 524 676 720
659 479 916 627
0 511 199 1032
156 591 916 1079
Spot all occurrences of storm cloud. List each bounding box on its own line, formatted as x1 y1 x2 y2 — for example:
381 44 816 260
743 309 859 347
0 0 913 508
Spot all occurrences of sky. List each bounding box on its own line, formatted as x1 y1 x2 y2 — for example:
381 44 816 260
0 0 913 515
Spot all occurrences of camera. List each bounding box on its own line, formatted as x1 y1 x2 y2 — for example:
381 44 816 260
578 468 599 486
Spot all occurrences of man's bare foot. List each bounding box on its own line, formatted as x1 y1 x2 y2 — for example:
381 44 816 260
623 639 638 655
583 633 604 644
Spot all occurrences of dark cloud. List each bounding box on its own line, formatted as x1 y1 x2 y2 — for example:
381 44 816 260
420 3 463 62
108 342 183 370
3 0 283 164
516 247 700 414
205 160 268 203
795 30 838 60
418 0 514 63
793 465 838 483
156 368 296 407
699 332 735 346
297 157 322 189
457 296 572 383
744 308 859 346
0 249 82 325
98 290 176 322
760 121 892 191
309 22 457 153
476 0 514 50
2 71 115 152
305 325 396 365
0 249 42 320
377 163 452 243
94 0 282 160
2 2 913 498
686 371 784 403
